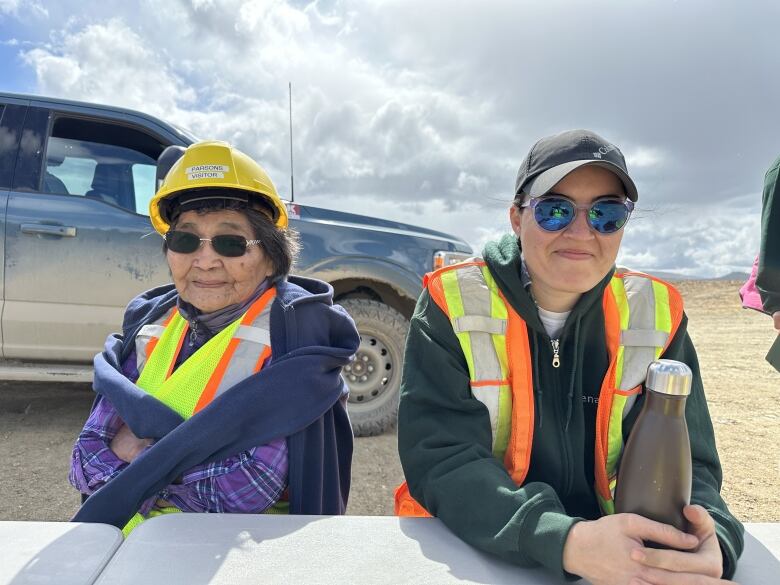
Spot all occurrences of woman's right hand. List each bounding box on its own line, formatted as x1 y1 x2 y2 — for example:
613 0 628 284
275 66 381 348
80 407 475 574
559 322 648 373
773 311 780 333
110 424 152 463
562 513 722 585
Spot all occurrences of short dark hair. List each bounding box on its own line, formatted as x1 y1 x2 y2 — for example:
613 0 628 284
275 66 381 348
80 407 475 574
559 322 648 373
163 199 300 282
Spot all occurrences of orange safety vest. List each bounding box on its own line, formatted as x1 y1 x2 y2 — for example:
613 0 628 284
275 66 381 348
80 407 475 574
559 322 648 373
395 260 683 517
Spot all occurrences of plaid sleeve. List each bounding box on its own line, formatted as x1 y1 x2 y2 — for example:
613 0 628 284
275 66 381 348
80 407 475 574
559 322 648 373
159 438 289 513
69 395 129 495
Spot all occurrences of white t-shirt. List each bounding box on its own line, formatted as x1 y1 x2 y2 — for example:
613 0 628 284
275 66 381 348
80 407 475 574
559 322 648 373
537 307 570 339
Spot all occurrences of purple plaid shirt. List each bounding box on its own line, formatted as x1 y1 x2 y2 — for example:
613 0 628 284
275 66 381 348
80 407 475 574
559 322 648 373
70 336 288 516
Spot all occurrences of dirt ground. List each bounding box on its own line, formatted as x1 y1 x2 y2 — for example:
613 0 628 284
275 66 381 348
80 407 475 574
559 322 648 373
0 280 776 522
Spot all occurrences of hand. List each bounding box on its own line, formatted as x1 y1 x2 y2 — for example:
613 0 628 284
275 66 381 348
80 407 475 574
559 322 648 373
629 505 731 584
773 311 780 333
110 424 152 463
562 512 724 585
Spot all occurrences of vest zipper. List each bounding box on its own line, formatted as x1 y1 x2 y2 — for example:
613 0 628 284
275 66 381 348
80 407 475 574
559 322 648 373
551 339 561 368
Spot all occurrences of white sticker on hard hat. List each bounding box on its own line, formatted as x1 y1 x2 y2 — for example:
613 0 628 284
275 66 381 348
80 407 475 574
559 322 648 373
186 165 230 181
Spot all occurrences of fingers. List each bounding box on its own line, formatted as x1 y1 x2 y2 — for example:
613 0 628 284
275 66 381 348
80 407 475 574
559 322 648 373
773 311 780 332
630 547 720 577
624 514 699 550
629 566 735 584
683 505 716 539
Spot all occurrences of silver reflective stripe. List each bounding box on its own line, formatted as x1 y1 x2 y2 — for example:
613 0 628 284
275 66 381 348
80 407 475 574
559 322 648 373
135 317 170 374
456 265 503 384
213 305 273 399
453 315 506 335
445 262 504 446
472 384 502 439
138 324 166 338
619 275 667 391
621 329 668 347
622 394 639 419
235 325 271 346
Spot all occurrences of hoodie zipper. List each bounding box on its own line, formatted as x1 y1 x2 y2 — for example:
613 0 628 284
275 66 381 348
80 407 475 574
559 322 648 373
551 339 561 368
543 331 576 496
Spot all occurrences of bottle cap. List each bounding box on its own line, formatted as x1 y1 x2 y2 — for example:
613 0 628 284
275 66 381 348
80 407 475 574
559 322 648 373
645 359 692 396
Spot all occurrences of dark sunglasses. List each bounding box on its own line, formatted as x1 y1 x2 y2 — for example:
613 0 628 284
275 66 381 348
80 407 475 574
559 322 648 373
521 195 634 234
165 230 261 257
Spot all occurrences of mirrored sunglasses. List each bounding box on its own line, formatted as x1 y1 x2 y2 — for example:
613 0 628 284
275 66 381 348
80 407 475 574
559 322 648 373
521 195 634 234
164 230 260 257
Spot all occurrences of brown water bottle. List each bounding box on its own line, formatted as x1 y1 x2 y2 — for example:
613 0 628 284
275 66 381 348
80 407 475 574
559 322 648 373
614 359 692 535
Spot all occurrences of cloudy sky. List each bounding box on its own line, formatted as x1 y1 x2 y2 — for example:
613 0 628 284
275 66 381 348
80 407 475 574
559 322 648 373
1 0 777 277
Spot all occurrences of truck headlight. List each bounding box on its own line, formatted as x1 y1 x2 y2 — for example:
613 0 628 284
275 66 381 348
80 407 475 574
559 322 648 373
433 251 473 271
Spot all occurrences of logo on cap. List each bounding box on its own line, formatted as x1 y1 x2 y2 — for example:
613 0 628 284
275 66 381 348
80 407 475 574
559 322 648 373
592 145 616 159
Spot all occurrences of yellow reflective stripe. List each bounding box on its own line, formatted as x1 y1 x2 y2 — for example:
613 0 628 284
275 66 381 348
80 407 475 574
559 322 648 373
136 312 188 394
610 277 629 387
493 382 512 459
606 393 627 479
441 269 476 379
154 319 241 418
481 266 512 458
652 280 672 359
482 266 509 378
598 493 616 515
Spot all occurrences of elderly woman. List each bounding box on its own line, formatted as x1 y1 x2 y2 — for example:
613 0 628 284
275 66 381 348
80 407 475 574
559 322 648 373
70 141 359 531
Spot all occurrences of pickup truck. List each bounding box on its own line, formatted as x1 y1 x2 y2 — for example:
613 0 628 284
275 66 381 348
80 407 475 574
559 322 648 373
0 92 472 436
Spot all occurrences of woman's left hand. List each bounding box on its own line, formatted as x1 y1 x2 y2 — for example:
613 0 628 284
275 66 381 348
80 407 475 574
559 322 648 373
110 424 152 463
628 504 726 583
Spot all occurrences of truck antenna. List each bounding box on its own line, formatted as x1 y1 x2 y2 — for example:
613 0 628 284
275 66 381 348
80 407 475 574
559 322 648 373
288 81 295 203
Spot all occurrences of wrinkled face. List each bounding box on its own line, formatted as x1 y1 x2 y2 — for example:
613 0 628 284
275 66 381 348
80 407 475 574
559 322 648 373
510 165 626 312
167 210 273 313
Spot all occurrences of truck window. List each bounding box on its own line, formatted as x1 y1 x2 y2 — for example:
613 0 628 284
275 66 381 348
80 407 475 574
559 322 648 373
43 116 165 214
0 103 28 190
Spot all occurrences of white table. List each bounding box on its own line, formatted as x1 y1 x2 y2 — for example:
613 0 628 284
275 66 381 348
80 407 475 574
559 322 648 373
0 521 123 585
94 515 780 585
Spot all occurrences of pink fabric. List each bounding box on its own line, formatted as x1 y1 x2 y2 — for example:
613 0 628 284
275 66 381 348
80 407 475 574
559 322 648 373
740 256 765 312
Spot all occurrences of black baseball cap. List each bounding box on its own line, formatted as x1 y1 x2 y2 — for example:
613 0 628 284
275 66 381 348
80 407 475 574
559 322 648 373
514 129 638 202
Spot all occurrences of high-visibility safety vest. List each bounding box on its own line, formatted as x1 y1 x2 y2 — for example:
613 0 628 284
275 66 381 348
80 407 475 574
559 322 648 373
122 287 278 534
395 260 684 517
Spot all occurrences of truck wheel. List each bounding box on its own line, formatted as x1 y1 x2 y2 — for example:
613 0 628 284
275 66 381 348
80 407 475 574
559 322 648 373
339 298 409 437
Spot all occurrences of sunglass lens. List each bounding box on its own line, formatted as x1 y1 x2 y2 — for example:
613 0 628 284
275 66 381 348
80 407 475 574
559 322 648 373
534 198 575 231
589 200 630 233
212 235 248 257
166 231 201 253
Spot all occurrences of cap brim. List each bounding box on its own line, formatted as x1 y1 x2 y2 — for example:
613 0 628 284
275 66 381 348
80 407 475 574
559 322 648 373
523 159 638 201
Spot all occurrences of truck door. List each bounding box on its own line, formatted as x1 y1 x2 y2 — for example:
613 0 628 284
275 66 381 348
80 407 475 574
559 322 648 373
0 99 28 358
3 105 176 362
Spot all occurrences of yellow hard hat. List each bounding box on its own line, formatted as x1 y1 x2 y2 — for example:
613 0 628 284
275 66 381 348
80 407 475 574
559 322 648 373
149 140 288 235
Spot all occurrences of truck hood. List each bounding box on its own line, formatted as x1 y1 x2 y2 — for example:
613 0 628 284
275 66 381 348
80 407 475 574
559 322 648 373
291 203 472 252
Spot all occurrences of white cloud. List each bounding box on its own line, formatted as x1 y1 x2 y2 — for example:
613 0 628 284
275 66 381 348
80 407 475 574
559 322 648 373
0 0 47 17
7 0 775 276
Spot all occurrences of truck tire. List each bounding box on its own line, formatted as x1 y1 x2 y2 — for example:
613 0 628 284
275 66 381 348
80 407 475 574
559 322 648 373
338 298 409 437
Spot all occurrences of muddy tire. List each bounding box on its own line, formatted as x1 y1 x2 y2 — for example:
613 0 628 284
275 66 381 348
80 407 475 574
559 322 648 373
339 298 409 437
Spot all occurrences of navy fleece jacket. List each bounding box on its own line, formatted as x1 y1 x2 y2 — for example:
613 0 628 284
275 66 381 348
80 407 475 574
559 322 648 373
73 276 359 528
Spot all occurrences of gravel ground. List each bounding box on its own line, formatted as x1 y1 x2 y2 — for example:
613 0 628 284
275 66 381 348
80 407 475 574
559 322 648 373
0 280 776 522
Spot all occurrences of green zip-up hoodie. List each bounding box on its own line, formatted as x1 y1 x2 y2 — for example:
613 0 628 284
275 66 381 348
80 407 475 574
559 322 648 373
758 155 780 313
397 234 743 580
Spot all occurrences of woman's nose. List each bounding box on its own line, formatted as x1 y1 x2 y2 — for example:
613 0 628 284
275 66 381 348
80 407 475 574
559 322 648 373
192 239 223 266
564 208 595 239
